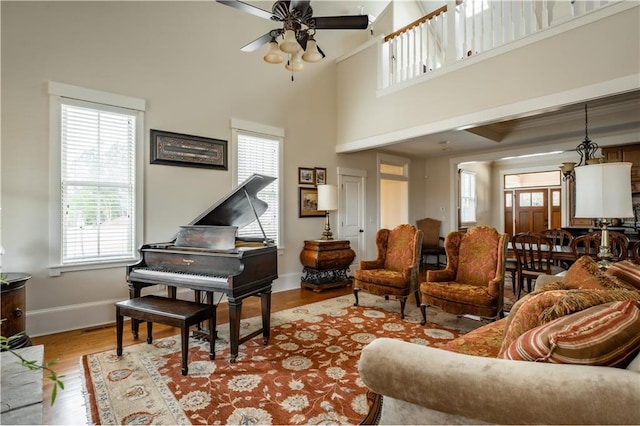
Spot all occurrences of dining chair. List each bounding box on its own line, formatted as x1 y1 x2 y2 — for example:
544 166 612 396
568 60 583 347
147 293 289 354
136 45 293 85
541 228 574 266
511 232 565 299
572 231 629 263
632 240 640 264
571 232 600 261
416 217 446 268
607 231 630 262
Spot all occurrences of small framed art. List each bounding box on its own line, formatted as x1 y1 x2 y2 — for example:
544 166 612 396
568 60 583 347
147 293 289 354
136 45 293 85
298 167 315 185
315 167 326 185
299 187 324 217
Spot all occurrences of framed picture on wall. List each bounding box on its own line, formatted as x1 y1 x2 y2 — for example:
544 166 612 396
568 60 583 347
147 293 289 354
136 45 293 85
315 167 326 185
299 187 324 217
150 129 227 170
298 167 315 185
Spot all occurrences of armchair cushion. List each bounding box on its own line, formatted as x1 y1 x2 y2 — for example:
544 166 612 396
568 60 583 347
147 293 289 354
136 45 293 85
502 300 640 368
354 269 408 289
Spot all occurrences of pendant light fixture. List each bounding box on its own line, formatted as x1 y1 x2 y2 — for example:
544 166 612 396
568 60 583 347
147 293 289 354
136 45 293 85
560 104 600 181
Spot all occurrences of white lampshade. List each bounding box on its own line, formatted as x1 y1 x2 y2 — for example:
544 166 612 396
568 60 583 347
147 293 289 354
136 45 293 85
279 29 300 54
302 38 323 63
575 162 633 219
317 184 338 211
263 39 284 64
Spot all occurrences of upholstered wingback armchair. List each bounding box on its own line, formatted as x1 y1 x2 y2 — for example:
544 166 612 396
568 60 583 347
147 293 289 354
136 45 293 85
353 224 423 319
419 226 507 324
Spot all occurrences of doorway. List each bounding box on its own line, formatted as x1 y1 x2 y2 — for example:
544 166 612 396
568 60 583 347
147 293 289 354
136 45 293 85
504 170 562 237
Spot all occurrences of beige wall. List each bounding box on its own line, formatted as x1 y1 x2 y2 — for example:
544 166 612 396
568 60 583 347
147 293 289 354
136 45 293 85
336 2 640 150
1 1 397 336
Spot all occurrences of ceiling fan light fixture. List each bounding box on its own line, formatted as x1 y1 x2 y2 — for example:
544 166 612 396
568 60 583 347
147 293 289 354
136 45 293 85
263 38 284 64
280 29 300 54
285 51 304 72
302 37 323 63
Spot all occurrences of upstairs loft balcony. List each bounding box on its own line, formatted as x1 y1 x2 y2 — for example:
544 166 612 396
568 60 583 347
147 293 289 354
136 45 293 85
381 0 616 90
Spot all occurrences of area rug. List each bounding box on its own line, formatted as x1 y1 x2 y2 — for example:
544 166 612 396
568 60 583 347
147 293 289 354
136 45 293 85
82 292 481 425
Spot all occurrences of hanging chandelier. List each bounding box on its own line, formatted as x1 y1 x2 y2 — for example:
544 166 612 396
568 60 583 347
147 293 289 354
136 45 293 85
560 104 600 181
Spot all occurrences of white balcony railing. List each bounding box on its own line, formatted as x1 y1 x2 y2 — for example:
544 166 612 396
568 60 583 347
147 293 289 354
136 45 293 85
381 0 613 89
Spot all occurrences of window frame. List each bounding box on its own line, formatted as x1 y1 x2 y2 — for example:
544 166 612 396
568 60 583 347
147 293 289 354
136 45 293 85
48 81 145 276
231 118 284 249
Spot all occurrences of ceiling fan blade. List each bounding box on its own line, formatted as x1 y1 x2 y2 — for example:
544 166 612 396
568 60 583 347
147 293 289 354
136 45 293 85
312 15 369 30
240 32 274 52
216 0 274 21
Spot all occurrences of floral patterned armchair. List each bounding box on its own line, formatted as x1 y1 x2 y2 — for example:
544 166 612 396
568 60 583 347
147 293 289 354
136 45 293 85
353 224 423 319
419 226 507 324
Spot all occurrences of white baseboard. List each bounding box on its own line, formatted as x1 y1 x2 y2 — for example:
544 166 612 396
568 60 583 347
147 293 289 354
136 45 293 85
26 273 303 337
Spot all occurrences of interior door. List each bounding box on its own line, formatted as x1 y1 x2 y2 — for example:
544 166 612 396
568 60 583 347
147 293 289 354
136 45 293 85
514 189 548 234
339 173 365 266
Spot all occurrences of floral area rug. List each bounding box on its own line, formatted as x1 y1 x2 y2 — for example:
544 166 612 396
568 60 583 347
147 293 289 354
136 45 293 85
82 292 481 425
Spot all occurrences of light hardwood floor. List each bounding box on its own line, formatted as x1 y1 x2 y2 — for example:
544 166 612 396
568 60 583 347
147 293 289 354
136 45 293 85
32 286 353 425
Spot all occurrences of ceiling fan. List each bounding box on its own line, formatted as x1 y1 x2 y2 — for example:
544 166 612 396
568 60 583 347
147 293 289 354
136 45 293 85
217 0 369 77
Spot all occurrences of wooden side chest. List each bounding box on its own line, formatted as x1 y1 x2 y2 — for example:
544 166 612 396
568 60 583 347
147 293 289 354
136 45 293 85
300 240 356 292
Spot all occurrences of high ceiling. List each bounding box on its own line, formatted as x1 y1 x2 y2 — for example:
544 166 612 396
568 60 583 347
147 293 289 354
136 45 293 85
224 1 640 160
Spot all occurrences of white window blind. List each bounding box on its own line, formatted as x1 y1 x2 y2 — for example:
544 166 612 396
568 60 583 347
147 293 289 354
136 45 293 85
60 101 137 264
460 170 477 224
236 131 280 245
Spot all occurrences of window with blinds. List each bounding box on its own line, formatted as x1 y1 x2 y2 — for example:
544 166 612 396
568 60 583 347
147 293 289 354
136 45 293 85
60 101 137 264
460 170 477 225
236 131 281 246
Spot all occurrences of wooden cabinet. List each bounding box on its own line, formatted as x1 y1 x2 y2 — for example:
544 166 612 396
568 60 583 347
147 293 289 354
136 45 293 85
602 143 640 188
300 240 355 292
1 273 32 349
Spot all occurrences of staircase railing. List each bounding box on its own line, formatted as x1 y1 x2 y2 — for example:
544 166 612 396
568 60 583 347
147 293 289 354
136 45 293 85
381 0 613 89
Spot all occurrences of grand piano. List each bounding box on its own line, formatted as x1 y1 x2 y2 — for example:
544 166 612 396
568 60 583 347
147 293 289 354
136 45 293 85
126 174 278 362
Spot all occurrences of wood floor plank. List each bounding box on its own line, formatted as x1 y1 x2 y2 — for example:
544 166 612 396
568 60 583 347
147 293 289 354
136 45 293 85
32 286 352 424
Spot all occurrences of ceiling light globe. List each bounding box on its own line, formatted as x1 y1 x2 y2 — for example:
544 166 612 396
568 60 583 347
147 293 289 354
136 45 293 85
263 40 284 64
302 39 323 63
285 51 304 72
280 29 300 54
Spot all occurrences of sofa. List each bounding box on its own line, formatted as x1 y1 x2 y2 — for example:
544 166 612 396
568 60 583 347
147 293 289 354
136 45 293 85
358 256 640 425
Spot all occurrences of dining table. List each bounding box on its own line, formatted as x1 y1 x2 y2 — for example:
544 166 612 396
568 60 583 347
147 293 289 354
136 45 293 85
507 242 578 264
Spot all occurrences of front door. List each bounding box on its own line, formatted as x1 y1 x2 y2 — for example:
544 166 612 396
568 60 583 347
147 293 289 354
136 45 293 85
514 189 548 234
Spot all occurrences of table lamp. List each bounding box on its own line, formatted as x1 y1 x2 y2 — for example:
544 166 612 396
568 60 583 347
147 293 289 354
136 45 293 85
574 162 633 268
317 184 338 240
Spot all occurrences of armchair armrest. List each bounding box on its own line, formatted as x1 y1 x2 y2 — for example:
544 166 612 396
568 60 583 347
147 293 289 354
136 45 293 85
359 338 640 425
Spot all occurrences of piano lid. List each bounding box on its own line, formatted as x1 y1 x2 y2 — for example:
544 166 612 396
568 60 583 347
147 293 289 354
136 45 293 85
188 174 276 229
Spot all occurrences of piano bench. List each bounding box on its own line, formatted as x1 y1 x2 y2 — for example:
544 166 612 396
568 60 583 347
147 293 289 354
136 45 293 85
115 295 216 375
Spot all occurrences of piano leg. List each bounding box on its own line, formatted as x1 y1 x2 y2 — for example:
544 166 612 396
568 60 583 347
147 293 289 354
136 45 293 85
228 297 243 363
261 291 271 345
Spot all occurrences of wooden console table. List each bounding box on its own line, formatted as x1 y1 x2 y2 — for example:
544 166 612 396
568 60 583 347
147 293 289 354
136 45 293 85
300 239 355 292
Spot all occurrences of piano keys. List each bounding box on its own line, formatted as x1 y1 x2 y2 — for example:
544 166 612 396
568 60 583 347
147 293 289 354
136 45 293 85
126 174 278 362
